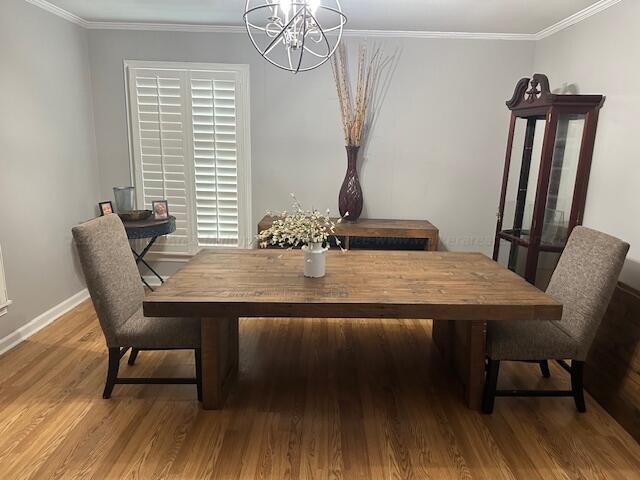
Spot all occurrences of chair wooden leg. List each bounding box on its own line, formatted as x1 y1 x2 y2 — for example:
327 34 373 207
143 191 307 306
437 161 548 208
103 347 120 399
128 348 140 366
571 360 586 412
482 359 500 414
195 348 203 402
539 360 551 378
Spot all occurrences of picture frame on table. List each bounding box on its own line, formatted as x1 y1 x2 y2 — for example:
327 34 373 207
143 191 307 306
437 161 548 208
98 201 114 216
152 200 169 220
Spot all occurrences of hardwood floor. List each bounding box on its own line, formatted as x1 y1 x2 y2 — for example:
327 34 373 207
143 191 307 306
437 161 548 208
1 300 639 479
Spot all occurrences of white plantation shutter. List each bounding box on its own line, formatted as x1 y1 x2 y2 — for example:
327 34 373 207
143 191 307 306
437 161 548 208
128 68 192 253
191 71 241 246
126 62 251 254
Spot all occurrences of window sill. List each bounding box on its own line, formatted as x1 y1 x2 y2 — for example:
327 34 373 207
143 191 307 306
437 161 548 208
0 300 12 317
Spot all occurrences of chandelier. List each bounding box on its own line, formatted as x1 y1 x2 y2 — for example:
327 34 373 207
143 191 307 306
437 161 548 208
243 0 347 73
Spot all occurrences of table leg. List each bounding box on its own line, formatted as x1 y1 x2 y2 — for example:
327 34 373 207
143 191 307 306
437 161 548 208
425 232 439 251
460 320 487 410
432 319 487 410
140 275 153 291
137 256 164 282
131 236 165 287
432 319 453 362
201 316 239 410
131 250 157 291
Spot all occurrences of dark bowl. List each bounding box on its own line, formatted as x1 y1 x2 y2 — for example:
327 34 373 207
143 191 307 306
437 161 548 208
118 210 153 221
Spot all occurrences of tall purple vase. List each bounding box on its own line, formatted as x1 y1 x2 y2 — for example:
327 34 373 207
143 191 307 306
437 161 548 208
338 145 363 223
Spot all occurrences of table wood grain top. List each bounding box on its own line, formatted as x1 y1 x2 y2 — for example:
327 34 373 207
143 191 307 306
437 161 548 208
144 249 562 321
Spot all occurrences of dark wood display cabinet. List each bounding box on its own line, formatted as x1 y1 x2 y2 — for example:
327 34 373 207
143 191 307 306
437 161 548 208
493 74 604 289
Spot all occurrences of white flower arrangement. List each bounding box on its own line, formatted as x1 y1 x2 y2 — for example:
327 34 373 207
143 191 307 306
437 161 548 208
258 194 345 249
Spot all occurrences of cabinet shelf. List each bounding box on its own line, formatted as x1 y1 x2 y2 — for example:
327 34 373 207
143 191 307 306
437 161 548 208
497 230 565 253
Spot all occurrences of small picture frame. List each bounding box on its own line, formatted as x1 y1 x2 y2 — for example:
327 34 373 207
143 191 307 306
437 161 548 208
99 201 114 216
152 200 169 220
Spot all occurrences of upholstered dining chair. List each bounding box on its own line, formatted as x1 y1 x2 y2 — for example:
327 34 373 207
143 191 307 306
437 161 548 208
483 226 629 414
72 214 202 400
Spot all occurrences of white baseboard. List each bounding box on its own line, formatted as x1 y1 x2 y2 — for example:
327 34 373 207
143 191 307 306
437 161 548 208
0 288 90 356
142 275 164 287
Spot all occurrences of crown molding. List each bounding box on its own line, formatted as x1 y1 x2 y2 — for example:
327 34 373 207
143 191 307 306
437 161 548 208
85 21 534 40
24 0 625 41
534 0 624 40
86 21 246 33
24 0 88 27
342 29 534 41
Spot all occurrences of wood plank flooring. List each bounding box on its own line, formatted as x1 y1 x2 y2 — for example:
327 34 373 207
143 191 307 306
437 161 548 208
0 299 639 479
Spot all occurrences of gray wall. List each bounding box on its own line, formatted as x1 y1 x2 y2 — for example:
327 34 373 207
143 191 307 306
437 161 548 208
0 0 100 340
88 30 535 269
534 0 640 289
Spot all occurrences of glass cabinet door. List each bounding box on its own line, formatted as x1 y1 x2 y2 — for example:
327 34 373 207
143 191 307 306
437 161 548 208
497 117 546 276
501 117 527 236
501 118 546 242
495 113 586 289
542 114 585 246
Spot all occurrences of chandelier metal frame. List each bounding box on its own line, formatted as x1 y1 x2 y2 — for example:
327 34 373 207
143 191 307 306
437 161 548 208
243 1 347 73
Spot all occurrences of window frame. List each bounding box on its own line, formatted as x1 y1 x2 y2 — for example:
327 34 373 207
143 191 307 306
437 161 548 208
123 60 253 256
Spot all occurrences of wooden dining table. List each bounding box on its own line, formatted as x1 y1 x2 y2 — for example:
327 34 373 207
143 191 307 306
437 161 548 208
143 249 562 410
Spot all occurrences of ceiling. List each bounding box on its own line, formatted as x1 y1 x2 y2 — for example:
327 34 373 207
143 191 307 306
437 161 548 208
42 0 604 34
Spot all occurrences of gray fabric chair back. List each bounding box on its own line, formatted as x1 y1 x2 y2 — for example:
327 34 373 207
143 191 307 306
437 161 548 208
548 226 629 360
72 215 144 346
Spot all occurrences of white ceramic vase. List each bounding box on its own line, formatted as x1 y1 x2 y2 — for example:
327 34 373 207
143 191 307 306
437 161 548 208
302 242 329 278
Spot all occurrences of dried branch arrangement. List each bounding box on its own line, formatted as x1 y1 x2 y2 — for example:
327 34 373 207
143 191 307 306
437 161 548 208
331 43 385 147
258 194 345 248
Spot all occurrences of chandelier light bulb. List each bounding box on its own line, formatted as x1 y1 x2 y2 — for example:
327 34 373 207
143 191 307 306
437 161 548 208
308 0 321 15
278 0 292 18
244 0 347 73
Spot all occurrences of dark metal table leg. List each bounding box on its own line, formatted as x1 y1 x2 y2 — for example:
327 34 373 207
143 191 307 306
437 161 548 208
131 236 165 290
140 275 153 291
137 257 164 284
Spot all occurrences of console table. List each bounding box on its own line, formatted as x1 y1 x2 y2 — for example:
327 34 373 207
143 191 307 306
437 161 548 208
258 216 439 251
